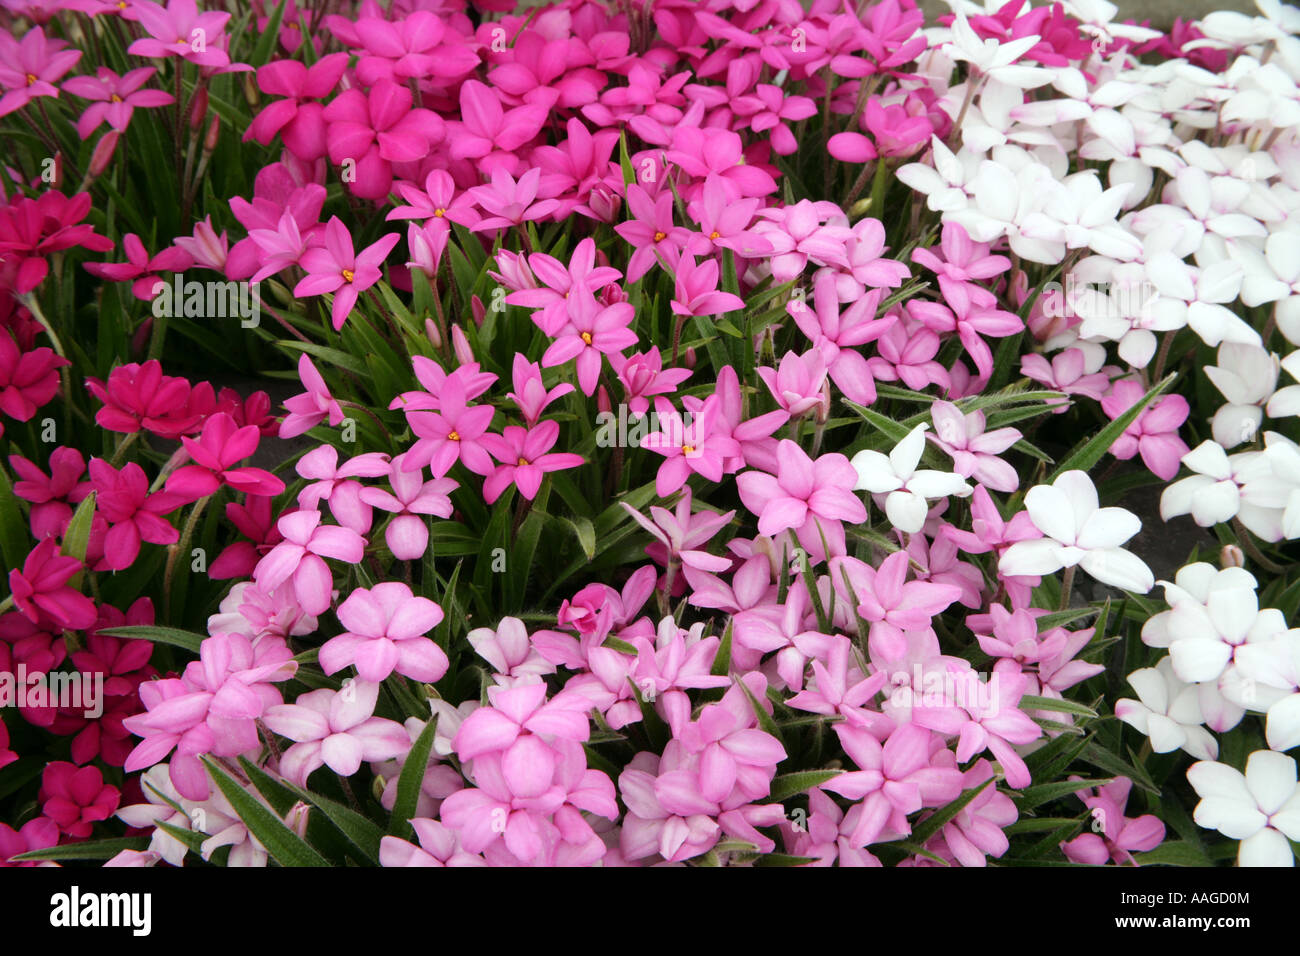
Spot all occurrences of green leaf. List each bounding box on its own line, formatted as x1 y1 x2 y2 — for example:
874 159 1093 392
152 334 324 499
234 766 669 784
1132 840 1214 867
1048 373 1176 480
843 399 912 445
62 491 97 589
0 464 30 571
617 130 636 188
250 0 287 65
99 625 204 654
202 757 329 867
389 716 438 838
753 852 820 867
240 758 384 865
909 777 994 844
768 770 842 802
1015 777 1113 811
275 340 370 377
12 837 148 862
564 515 596 560
1020 695 1099 719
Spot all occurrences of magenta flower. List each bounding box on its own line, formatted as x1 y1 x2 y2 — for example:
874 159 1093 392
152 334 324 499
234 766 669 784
254 511 367 616
505 237 623 336
614 184 691 283
754 199 854 282
736 439 866 562
0 26 81 118
294 218 400 331
670 253 744 318
732 84 817 155
641 395 741 498
127 0 235 69
165 412 285 504
9 538 97 632
1101 379 1190 481
279 353 344 440
665 126 777 199
319 583 448 684
684 174 774 259
0 333 69 423
360 453 456 560
89 459 183 571
62 67 173 139
83 232 193 300
791 271 890 406
505 353 574 426
541 294 637 396
404 375 496 479
246 52 348 160
84 359 199 438
323 79 445 200
0 817 59 868
907 279 1023 381
912 221 1010 284
468 166 562 234
610 349 691 417
448 80 549 174
481 421 585 504
486 31 602 110
354 11 479 86
39 761 120 838
263 681 410 785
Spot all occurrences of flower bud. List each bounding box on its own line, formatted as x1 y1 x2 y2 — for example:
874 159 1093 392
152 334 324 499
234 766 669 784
189 86 209 130
596 385 612 416
471 294 486 326
451 324 474 365
286 801 310 840
684 346 696 368
1220 544 1246 569
371 775 387 804
424 317 442 349
203 114 220 153
131 316 153 358
89 131 119 177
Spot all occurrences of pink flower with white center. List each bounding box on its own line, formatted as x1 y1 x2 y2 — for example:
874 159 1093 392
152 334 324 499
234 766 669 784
295 445 391 536
540 293 637 396
359 452 456 561
505 237 623 337
403 374 496 478
480 420 585 504
928 400 1022 493
127 0 235 69
738 439 867 563
754 199 854 282
791 270 891 405
467 617 556 684
823 722 964 847
641 395 741 498
0 26 81 118
279 353 344 439
468 167 562 234
1100 378 1190 481
454 681 592 765
319 583 448 684
253 510 367 616
758 349 829 419
618 751 721 863
563 644 642 729
294 217 400 331
670 253 745 318
263 680 410 785
609 349 690 416
62 67 173 139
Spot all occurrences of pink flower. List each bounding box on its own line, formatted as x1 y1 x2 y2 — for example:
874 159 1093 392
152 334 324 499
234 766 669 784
39 761 120 838
8 538 97 632
323 79 445 199
1060 777 1165 865
670 253 744 318
928 400 1022 492
209 494 283 579
481 421 585 504
254 510 367 616
830 551 963 661
754 199 854 282
505 353 574 426
354 11 479 86
62 67 173 139
359 452 456 560
263 680 410 785
665 126 777 199
614 184 691 283
758 349 829 418
1019 347 1115 412
912 221 1010 284
506 237 623 336
1100 379 1190 481
0 817 59 867
0 333 69 422
380 819 485 867
684 174 773 259
736 439 866 562
295 445 390 535
0 26 81 117
127 0 235 69
448 80 548 175
246 52 348 160
790 270 890 405
89 459 184 571
9 446 90 541
622 487 735 577
84 359 201 438
294 217 400 331
468 166 562 234
541 294 637 396
404 373 496 479
907 279 1023 381
83 232 193 301
610 349 690 416
467 617 556 683
641 395 742 498
279 353 344 439
732 84 817 155
166 412 285 503
320 583 448 683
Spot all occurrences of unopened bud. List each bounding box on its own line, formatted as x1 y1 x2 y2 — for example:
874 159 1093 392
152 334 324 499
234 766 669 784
424 317 442 348
471 294 486 326
189 86 209 130
285 801 310 839
132 315 153 357
243 71 259 107
817 379 831 424
451 324 474 365
203 114 220 152
1220 544 1246 569
371 775 387 804
89 131 119 177
684 346 696 369
597 385 612 416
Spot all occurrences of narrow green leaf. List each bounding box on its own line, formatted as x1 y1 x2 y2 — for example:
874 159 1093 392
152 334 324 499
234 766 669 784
768 769 841 802
203 757 329 867
13 837 148 861
1048 373 1176 480
389 716 439 838
99 625 204 654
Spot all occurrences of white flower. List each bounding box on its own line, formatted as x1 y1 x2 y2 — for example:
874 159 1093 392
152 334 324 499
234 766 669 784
998 470 1154 593
1115 657 1219 760
942 13 1053 90
1204 343 1279 448
1267 351 1300 419
850 423 972 534
1160 579 1287 684
1161 441 1247 527
1146 252 1260 349
1188 750 1300 867
1231 627 1300 751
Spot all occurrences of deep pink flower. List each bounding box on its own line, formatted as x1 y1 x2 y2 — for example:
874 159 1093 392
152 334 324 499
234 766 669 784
505 353 574 426
166 412 285 503
907 278 1023 381
481 421 585 504
323 80 446 200
279 353 345 440
670 253 744 318
0 333 69 422
83 232 193 300
404 374 496 478
9 446 90 541
294 218 400 331
541 294 637 396
468 166 562 234
448 80 548 174
209 494 283 579
89 459 184 571
84 359 200 438
0 26 81 117
8 537 97 632
0 817 59 867
1060 777 1166 865
40 761 120 838
62 66 173 139
614 184 691 283
641 395 741 498
1101 379 1190 481
354 11 479 86
246 52 348 160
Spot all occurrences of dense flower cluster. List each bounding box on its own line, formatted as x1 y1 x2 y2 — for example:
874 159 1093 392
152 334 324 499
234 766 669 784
1 0 1298 869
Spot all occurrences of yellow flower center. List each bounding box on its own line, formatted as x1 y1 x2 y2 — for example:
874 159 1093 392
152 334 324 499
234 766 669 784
110 93 123 103
433 208 445 217
341 269 354 282
25 73 37 85
516 456 529 467
682 444 695 455
448 430 461 441
580 331 593 345
653 231 665 242
709 231 720 240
